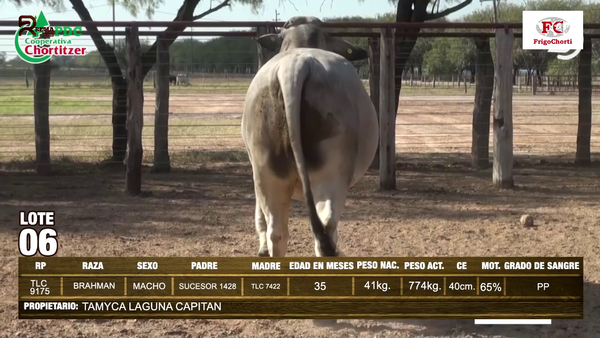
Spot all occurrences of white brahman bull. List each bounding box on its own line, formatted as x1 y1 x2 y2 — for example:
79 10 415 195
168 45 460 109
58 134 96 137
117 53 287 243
242 17 379 258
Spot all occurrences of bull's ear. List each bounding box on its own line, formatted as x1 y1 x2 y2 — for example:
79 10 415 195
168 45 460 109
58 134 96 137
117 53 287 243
256 33 283 52
325 36 368 61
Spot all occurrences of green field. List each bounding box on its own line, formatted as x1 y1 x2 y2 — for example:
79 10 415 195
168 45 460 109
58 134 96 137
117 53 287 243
0 76 596 169
0 76 574 116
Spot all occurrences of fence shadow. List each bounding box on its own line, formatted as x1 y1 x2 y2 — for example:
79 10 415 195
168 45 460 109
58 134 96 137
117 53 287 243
1 150 599 175
1 152 598 239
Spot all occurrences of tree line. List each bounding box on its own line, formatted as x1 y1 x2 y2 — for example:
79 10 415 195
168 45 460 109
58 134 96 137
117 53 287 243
7 0 598 83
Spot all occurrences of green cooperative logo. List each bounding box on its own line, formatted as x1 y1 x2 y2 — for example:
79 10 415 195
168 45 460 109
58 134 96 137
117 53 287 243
15 10 87 64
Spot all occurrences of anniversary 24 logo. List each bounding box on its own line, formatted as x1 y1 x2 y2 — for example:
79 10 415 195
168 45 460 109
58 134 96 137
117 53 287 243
15 10 87 64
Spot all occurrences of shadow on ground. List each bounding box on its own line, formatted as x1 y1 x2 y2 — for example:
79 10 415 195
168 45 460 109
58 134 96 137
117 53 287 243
1 154 599 337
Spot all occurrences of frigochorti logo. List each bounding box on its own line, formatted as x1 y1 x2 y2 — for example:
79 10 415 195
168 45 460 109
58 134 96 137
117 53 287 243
15 10 87 64
536 17 571 37
523 11 583 60
532 17 573 46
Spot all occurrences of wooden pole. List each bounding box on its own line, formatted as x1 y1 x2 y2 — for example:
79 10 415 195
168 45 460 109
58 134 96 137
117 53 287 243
379 28 396 190
492 29 514 189
125 26 144 195
153 36 171 173
471 37 494 170
576 36 592 166
368 37 380 170
33 60 52 175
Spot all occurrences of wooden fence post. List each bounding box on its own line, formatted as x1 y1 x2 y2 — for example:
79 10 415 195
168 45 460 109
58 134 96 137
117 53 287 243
471 37 494 170
576 36 592 166
493 29 514 189
125 26 144 195
379 28 396 190
153 36 171 173
33 60 52 175
368 37 380 170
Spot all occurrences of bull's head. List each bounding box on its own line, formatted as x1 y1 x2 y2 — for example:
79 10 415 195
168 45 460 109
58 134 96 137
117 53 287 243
256 16 368 62
282 16 323 29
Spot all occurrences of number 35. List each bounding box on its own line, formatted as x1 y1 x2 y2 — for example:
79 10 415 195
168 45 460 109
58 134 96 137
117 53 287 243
314 281 326 291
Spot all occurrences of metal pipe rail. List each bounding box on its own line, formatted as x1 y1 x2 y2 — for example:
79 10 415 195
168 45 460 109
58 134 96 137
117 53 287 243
1 20 600 29
2 29 600 39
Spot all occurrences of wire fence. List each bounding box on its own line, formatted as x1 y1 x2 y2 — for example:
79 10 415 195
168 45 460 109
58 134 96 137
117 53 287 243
0 24 599 171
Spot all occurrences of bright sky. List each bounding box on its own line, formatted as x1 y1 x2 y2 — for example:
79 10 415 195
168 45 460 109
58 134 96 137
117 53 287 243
0 0 495 57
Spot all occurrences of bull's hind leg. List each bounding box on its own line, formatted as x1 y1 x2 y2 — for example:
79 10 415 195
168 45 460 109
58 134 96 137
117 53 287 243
255 200 269 257
253 170 295 257
310 172 350 328
311 179 350 257
307 137 354 258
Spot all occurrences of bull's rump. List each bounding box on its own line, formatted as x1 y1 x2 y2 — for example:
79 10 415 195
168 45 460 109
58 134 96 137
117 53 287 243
242 49 378 196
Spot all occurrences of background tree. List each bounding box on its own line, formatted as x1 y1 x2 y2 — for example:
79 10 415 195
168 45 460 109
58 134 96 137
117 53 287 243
110 38 153 72
422 35 474 80
361 0 475 114
423 37 456 75
170 35 256 73
9 0 263 163
321 13 438 79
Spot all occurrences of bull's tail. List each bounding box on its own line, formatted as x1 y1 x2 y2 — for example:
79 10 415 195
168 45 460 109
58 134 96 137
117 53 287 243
276 56 336 257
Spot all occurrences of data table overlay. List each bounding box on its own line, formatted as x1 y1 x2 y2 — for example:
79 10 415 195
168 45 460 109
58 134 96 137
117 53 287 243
18 257 583 319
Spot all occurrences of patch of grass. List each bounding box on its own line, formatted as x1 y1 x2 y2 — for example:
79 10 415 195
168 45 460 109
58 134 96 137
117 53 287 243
0 116 240 139
0 116 243 165
170 150 249 165
0 95 114 116
0 149 250 174
2 77 584 115
0 158 37 172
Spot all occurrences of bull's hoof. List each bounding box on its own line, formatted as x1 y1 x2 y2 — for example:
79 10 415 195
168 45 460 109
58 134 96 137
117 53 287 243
258 249 270 257
312 319 337 327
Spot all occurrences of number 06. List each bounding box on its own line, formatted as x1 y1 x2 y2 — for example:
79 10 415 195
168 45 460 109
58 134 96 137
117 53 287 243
19 228 58 257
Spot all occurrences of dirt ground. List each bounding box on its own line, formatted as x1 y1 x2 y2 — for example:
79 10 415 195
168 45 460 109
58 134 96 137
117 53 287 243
1 159 599 338
2 95 598 163
1 87 599 337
